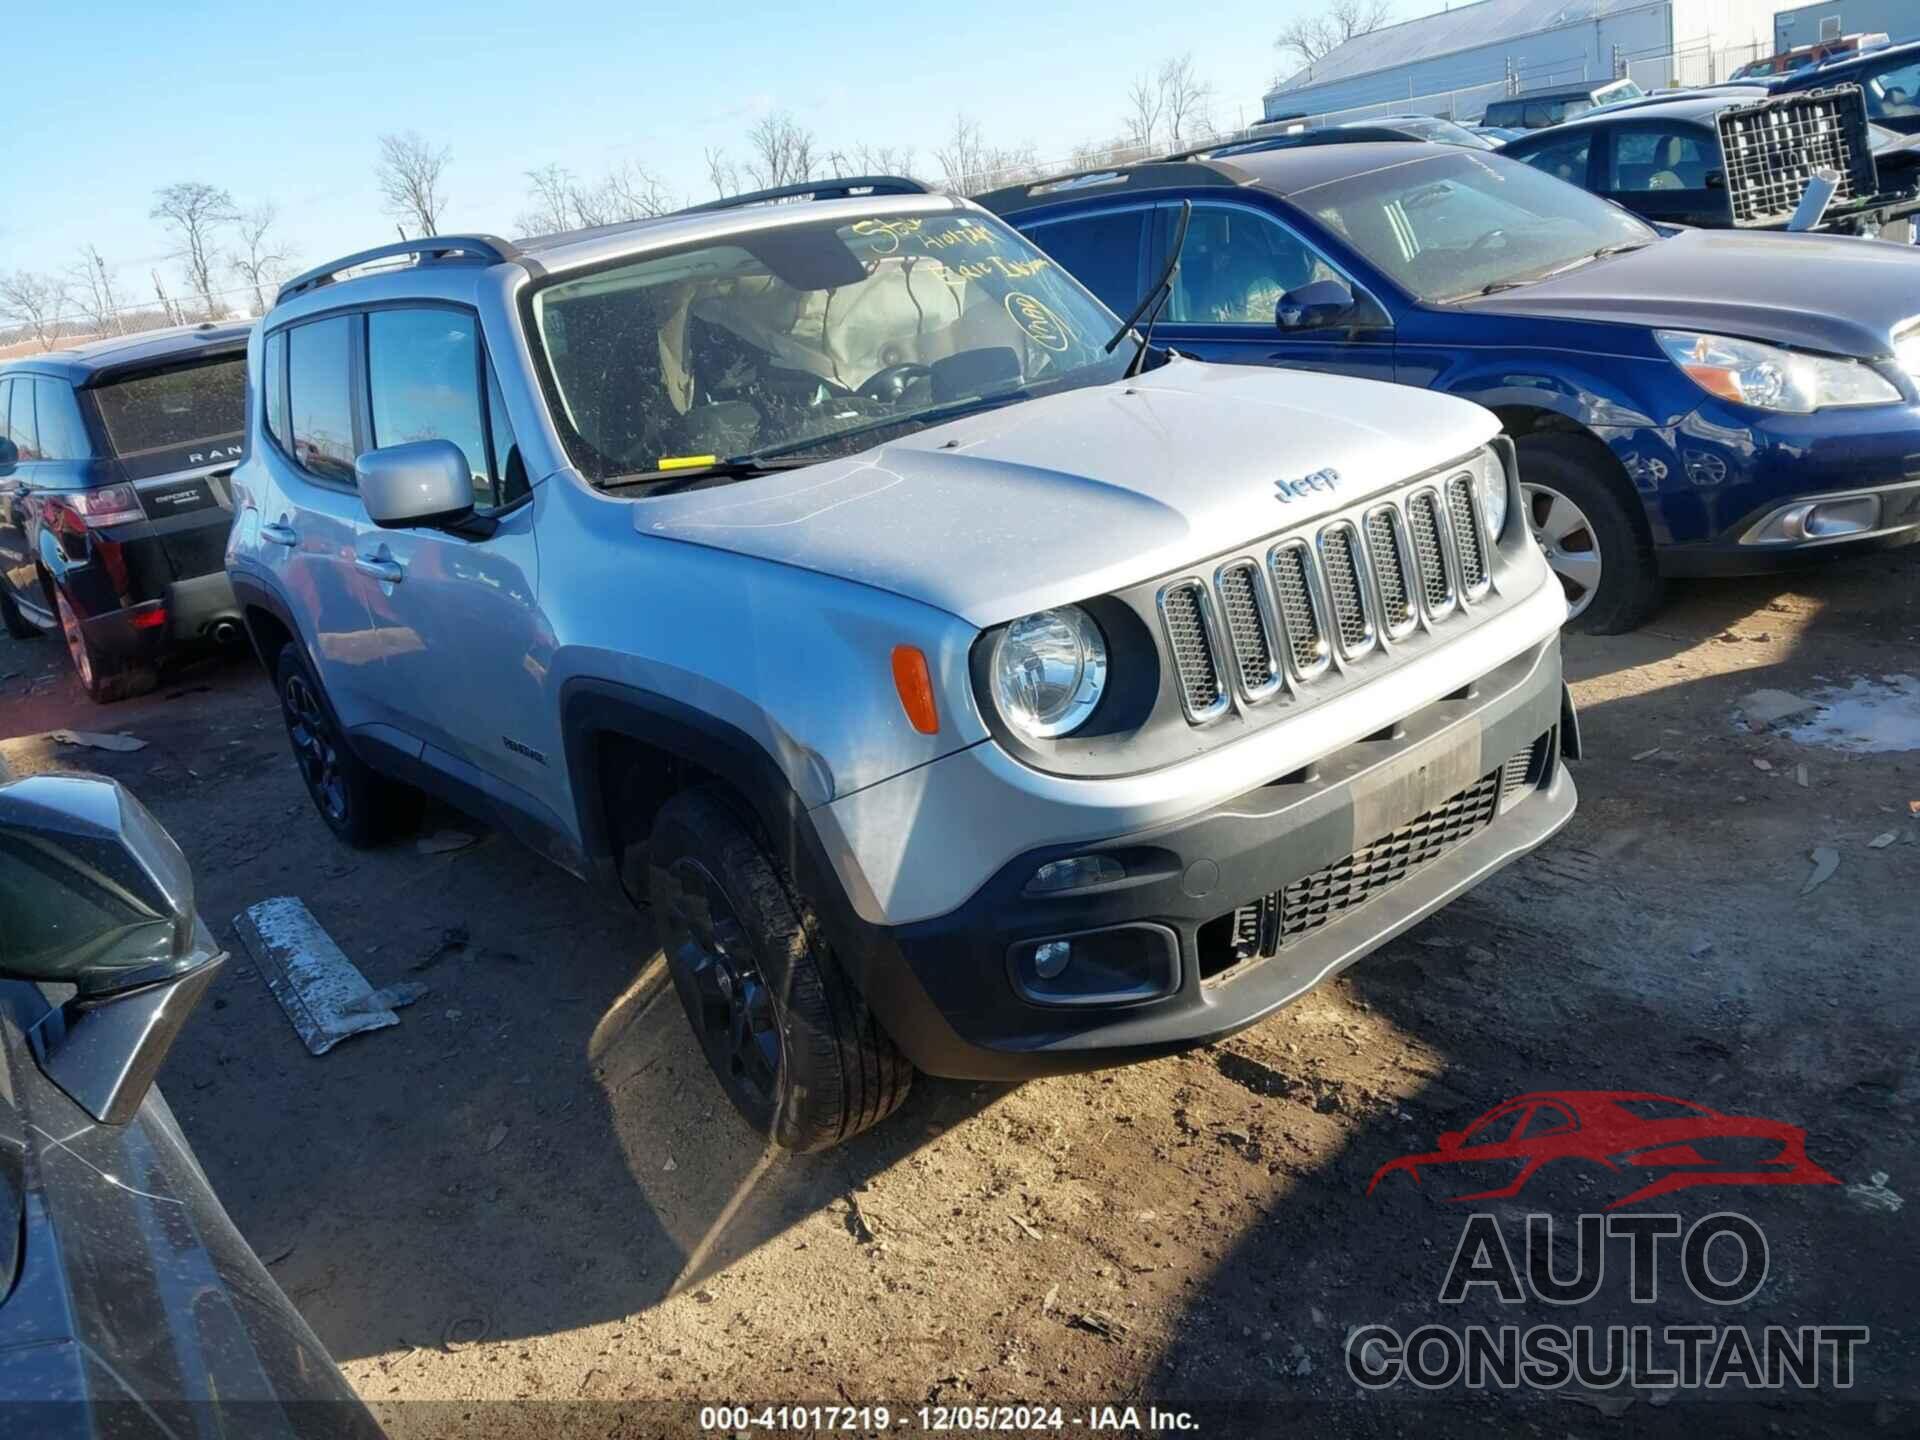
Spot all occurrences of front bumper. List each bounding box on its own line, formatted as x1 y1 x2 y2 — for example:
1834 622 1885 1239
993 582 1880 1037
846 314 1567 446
1657 475 1920 577
834 637 1575 1080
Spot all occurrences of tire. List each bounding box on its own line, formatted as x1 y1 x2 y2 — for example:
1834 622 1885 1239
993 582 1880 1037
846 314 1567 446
648 785 912 1151
274 645 423 847
55 586 156 704
1 583 40 640
1515 434 1664 635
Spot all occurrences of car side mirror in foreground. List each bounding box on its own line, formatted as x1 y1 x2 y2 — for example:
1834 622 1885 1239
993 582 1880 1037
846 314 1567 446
0 775 225 1124
1437 1130 1465 1153
0 436 17 469
356 439 476 530
1277 278 1358 331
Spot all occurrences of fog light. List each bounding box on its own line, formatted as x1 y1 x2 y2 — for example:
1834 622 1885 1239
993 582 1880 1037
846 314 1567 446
1026 855 1125 895
1033 940 1072 978
1804 496 1880 537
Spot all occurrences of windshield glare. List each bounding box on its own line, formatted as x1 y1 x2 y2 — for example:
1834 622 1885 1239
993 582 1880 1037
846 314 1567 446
529 210 1132 480
1298 150 1657 302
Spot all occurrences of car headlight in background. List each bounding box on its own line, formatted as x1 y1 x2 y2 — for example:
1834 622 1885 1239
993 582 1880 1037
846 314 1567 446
990 606 1108 740
1471 448 1510 540
1656 330 1900 413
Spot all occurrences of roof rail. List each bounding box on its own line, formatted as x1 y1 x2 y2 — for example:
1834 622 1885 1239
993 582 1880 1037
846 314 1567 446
275 235 521 306
678 175 931 216
974 160 1243 217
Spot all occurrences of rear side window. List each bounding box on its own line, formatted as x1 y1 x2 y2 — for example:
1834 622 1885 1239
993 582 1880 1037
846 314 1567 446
288 317 358 483
1021 210 1148 316
0 379 12 451
1861 58 1920 121
263 330 289 448
1606 128 1717 192
33 380 90 461
1514 133 1592 185
368 308 490 503
7 378 40 460
93 357 244 463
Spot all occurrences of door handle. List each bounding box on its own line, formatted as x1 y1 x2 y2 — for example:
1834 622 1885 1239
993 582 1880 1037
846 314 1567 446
261 522 299 547
354 554 405 584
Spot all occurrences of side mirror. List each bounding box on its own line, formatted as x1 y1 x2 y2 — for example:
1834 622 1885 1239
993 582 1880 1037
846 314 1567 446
0 436 17 469
0 775 224 1123
1277 278 1358 331
1437 1130 1465 1153
356 439 475 529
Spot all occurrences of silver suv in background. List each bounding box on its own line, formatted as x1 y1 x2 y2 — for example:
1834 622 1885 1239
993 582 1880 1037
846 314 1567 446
226 178 1578 1151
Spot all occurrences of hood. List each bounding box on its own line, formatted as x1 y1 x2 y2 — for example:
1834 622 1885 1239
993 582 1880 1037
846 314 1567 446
634 359 1497 627
1458 228 1920 359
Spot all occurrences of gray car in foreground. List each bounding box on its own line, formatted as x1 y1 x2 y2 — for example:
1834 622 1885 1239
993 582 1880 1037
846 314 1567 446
0 758 379 1435
227 178 1577 1152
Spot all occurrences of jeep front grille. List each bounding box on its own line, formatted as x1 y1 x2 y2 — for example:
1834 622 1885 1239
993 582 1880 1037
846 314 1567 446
1446 474 1488 595
1157 471 1488 724
1159 580 1228 722
1202 733 1550 975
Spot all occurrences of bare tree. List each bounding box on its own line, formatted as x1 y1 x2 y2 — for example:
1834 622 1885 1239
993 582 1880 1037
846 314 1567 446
1159 54 1215 146
375 131 451 238
934 114 1040 195
0 271 69 349
229 203 292 316
150 181 237 318
743 111 818 189
704 146 742 199
1275 0 1395 69
516 161 671 236
67 245 123 337
1124 71 1166 151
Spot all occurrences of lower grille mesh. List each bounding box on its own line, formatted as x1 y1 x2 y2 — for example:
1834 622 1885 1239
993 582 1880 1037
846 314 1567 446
1204 734 1548 975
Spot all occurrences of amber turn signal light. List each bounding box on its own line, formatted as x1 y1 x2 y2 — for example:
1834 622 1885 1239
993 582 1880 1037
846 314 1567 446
891 645 939 735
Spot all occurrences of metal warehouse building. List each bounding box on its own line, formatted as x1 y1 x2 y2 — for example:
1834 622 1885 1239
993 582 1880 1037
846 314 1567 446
1772 1 1920 49
1263 0 1786 124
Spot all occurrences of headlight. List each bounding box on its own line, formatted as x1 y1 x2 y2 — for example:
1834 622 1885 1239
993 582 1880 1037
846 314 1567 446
1471 450 1510 540
990 606 1108 740
1656 330 1901 413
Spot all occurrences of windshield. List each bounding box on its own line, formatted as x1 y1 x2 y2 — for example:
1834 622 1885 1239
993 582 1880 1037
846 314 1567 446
528 209 1135 481
91 356 245 461
1296 149 1657 303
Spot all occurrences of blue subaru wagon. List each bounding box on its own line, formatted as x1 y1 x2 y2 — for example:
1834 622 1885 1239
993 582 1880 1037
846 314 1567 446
980 142 1920 631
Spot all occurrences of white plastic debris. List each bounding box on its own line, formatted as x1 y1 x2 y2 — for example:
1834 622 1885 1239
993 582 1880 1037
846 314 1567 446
49 729 147 752
1868 832 1897 850
234 897 425 1054
1846 1172 1904 1214
1739 689 1817 730
417 829 478 855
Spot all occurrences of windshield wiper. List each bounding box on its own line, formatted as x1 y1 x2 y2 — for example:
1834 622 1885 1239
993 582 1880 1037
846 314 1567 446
741 388 1035 462
1105 199 1192 379
600 456 819 492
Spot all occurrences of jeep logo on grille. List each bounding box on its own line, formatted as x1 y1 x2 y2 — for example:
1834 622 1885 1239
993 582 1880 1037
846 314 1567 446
1276 468 1340 503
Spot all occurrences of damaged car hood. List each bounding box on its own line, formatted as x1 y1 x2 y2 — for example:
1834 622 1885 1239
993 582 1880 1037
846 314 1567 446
632 359 1498 627
1457 227 1920 359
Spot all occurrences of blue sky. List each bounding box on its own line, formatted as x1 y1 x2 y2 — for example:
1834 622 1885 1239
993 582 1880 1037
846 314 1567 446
6 0 1446 300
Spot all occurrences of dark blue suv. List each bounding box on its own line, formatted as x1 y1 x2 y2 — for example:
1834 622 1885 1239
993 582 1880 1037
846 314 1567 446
979 143 1920 631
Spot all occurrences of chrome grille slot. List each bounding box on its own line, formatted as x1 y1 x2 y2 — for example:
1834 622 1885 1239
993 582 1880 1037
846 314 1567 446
1215 560 1282 702
1447 474 1488 595
1268 539 1331 682
1158 580 1229 722
1406 489 1454 618
1364 506 1417 639
1318 522 1374 656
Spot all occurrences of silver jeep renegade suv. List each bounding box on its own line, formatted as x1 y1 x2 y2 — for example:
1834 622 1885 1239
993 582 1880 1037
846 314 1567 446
227 178 1578 1151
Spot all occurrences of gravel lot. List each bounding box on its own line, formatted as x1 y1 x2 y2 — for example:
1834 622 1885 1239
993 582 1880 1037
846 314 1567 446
3 551 1917 1437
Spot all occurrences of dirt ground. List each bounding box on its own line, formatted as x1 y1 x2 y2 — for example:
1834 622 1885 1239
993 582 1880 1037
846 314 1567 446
3 551 1917 1439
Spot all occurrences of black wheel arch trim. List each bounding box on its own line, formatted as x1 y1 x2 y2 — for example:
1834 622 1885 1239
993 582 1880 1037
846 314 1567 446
557 677 976 1075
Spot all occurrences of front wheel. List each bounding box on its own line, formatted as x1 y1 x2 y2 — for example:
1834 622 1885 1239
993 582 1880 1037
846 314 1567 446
1515 435 1664 634
275 645 422 846
56 587 156 704
649 786 912 1151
